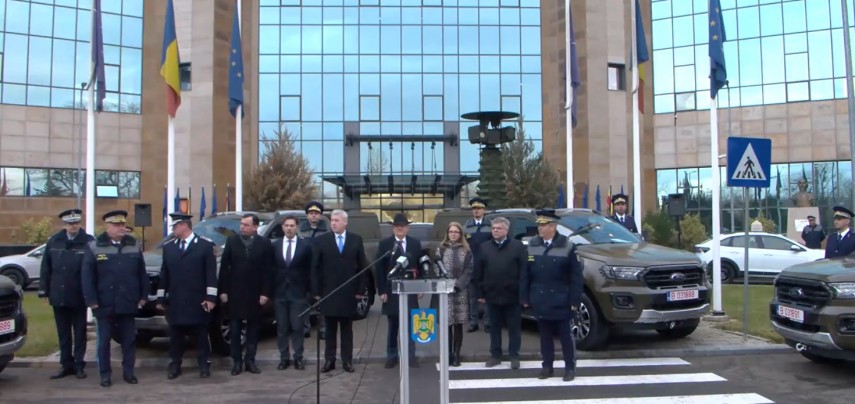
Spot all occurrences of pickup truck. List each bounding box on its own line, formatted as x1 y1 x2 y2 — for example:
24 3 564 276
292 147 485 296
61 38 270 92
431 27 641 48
0 274 27 373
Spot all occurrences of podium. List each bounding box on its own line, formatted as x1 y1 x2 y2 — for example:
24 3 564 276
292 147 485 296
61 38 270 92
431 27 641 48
393 278 456 404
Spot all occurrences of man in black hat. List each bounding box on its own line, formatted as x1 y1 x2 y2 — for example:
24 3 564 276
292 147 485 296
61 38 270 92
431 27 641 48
299 200 329 339
825 206 855 258
611 193 639 234
39 209 94 380
801 215 825 249
81 210 148 387
464 198 491 332
156 213 218 379
375 213 423 369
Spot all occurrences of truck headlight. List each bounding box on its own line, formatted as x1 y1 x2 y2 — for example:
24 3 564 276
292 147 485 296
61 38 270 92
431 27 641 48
830 282 855 300
600 266 645 281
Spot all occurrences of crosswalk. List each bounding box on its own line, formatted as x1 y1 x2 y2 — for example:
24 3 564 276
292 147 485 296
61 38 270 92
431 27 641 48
439 357 775 403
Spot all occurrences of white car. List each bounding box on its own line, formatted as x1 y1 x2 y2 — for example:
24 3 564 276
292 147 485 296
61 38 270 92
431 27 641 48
694 232 825 283
0 244 45 287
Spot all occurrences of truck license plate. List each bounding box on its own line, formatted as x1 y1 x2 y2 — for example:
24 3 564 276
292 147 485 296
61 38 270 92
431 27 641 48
0 319 14 335
777 305 804 323
667 289 699 302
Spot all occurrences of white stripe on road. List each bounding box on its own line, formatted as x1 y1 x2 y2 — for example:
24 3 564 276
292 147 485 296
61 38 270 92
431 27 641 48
438 357 689 371
452 393 774 404
449 372 726 389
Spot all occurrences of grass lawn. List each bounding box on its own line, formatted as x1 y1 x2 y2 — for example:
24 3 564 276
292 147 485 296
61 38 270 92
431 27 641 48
714 284 783 343
19 293 59 357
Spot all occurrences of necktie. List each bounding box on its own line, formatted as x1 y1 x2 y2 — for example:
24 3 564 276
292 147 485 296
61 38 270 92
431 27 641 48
286 239 293 265
179 239 186 252
337 235 344 252
620 216 625 223
396 240 403 253
476 221 482 232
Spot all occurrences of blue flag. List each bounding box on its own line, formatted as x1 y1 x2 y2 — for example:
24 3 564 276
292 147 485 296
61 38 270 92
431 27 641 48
91 0 106 112
24 171 31 197
174 188 180 213
211 185 218 216
709 0 727 99
595 185 601 212
200 187 207 219
228 1 244 118
582 184 589 209
162 186 167 237
557 184 566 209
567 6 581 128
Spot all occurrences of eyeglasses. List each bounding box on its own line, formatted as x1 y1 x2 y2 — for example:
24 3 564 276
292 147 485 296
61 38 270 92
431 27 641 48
448 230 461 234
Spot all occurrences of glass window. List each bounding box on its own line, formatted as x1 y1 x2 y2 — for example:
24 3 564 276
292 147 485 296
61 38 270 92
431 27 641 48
672 16 693 47
759 4 782 37
736 6 759 39
361 95 380 121
761 36 784 84
782 0 806 34
808 30 832 80
805 0 830 32
607 64 625 91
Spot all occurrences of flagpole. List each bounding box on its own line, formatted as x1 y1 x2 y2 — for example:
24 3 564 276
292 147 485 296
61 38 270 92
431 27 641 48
168 117 176 217
235 0 243 212
85 3 97 236
631 0 642 230
710 94 723 314
841 0 855 207
565 0 574 208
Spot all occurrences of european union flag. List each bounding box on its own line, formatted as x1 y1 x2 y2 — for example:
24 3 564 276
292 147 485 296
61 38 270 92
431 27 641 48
709 0 728 99
228 1 244 118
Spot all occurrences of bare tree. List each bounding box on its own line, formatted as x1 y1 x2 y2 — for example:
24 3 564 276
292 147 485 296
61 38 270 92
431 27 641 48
501 118 560 208
245 128 317 211
364 147 388 175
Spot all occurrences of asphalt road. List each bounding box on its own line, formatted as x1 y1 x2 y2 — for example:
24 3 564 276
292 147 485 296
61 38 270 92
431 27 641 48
2 352 853 403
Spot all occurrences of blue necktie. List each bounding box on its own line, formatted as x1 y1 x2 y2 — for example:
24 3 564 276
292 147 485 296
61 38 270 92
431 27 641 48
337 235 344 253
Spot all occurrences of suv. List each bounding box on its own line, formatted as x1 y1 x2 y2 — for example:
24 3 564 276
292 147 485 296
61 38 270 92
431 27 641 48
770 257 855 363
0 274 27 373
481 209 710 350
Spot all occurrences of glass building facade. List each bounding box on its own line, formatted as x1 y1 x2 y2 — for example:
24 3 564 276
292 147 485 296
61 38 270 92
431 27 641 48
0 0 143 113
257 0 543 212
652 0 855 113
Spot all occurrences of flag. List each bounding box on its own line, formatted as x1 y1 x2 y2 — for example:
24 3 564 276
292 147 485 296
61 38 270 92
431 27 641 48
621 184 625 194
775 168 782 198
200 187 207 219
557 184 566 209
211 184 218 216
635 0 650 113
162 185 167 237
567 3 581 128
229 0 245 118
595 185 602 212
607 185 613 215
188 186 192 215
582 183 589 209
24 171 31 197
174 187 180 213
91 0 106 112
160 0 181 117
226 184 231 211
709 0 727 99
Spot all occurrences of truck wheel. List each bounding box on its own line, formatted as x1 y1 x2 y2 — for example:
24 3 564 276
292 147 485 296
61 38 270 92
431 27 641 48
209 309 242 356
656 319 699 339
574 293 610 351
0 267 26 287
800 351 845 364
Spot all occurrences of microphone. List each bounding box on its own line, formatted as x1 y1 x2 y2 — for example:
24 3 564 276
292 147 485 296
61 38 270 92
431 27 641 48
434 258 450 278
388 255 409 277
418 255 431 278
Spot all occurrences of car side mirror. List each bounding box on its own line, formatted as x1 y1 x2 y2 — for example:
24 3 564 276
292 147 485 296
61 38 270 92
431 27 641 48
790 245 802 252
31 250 43 257
521 236 533 246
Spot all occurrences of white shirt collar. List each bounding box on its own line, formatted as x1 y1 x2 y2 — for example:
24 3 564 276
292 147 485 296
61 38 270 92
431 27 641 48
179 233 195 244
336 231 347 239
841 229 850 238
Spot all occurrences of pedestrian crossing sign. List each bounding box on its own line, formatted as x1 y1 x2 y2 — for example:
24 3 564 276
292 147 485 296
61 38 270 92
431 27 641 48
727 137 771 188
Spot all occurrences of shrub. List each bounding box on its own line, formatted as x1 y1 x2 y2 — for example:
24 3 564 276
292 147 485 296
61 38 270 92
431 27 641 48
678 214 708 252
642 210 677 248
17 217 55 244
751 215 777 233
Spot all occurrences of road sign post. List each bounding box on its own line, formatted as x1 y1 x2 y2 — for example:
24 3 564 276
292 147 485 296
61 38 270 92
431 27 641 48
726 137 772 337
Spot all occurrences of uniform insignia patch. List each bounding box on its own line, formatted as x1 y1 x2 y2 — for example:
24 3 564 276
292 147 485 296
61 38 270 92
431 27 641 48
96 254 108 261
528 255 535 262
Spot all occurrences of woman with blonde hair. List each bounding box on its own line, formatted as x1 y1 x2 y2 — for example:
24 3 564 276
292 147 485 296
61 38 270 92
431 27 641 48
435 221 473 367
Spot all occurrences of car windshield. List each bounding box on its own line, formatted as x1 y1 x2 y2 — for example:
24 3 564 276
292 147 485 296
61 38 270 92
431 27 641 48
557 211 641 245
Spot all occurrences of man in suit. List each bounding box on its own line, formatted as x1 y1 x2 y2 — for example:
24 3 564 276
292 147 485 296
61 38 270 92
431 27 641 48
219 213 273 375
611 193 639 234
311 209 369 373
375 213 423 369
299 201 329 339
801 215 826 249
81 210 148 388
463 198 492 332
273 216 312 371
825 206 855 258
39 208 94 380
156 213 218 380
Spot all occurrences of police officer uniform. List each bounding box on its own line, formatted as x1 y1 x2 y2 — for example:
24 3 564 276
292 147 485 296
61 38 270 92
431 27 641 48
299 201 329 339
39 209 94 380
463 198 492 332
520 210 583 382
81 210 148 387
157 213 218 379
825 206 855 258
610 193 639 234
801 215 826 249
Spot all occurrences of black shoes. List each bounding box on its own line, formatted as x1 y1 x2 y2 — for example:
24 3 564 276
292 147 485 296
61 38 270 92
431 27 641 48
168 363 182 380
100 377 111 388
76 368 87 379
318 331 326 340
342 362 355 373
510 358 520 370
245 362 262 374
451 354 461 367
231 361 243 376
467 324 479 332
563 368 575 382
278 360 291 370
321 360 335 373
50 368 75 380
200 365 211 379
123 375 138 384
304 331 310 338
538 367 554 379
294 359 305 370
384 359 397 369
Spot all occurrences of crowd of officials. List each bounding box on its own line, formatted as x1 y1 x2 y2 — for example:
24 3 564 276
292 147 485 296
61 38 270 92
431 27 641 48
36 193 634 387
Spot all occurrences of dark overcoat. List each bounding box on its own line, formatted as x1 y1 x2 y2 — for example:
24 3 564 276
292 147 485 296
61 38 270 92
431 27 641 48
374 235 423 317
39 230 94 307
474 238 527 305
825 230 855 258
81 233 148 317
218 234 274 319
520 235 583 321
157 234 218 325
311 231 369 318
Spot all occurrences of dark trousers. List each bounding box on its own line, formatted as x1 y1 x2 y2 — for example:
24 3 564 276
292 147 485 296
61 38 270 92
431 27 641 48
53 306 87 370
275 297 307 361
468 282 483 326
168 324 210 368
486 303 521 359
229 318 260 363
386 315 415 360
538 319 576 370
324 316 353 362
95 314 136 379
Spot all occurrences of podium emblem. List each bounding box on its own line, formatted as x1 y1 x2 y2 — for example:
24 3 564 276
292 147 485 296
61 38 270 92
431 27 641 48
411 309 436 344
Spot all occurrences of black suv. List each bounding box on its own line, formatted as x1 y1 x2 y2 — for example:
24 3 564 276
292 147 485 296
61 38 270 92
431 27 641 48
0 274 27 373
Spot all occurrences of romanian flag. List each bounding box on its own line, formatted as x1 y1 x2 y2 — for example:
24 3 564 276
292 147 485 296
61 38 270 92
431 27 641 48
160 0 181 117
606 185 613 215
635 0 650 113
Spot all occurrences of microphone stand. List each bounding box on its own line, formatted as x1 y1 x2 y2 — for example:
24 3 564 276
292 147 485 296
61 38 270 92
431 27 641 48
299 248 393 404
